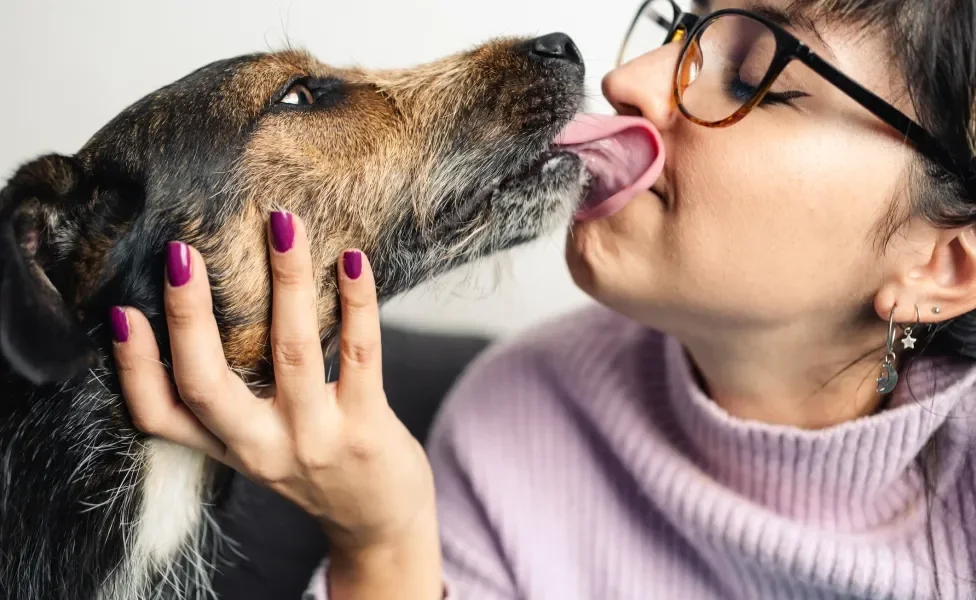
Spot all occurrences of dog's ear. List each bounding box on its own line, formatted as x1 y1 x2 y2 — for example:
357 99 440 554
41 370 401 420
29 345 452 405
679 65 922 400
0 154 97 384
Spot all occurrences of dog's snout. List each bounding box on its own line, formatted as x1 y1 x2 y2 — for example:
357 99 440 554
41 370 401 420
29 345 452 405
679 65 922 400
524 33 584 69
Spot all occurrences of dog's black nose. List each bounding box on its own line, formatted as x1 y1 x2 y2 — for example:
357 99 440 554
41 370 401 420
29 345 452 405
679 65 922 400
527 33 583 67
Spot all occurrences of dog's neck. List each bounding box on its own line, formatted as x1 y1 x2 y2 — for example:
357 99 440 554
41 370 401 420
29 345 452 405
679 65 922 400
0 364 232 600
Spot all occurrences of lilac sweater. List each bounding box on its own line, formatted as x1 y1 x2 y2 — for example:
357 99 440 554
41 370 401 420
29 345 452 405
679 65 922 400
306 305 976 599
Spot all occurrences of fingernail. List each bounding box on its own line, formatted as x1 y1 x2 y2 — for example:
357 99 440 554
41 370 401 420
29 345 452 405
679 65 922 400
343 251 362 280
109 306 129 343
270 211 295 253
167 241 192 287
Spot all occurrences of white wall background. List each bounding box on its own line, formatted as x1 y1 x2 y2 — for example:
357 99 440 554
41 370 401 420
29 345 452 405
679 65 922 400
0 0 647 339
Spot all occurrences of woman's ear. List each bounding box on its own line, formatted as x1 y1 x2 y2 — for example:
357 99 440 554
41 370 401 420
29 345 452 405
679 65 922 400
876 225 976 324
0 154 98 385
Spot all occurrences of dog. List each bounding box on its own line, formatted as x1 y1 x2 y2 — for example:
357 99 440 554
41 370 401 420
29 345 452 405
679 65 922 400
0 32 593 600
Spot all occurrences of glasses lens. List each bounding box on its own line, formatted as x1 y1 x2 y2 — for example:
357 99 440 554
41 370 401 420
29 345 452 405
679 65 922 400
676 14 777 124
618 0 678 65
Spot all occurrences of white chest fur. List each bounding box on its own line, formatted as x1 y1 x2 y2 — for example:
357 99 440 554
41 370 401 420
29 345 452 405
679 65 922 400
98 439 212 600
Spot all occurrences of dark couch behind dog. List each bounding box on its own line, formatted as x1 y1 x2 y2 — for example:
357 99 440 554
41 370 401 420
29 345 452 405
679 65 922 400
0 34 586 600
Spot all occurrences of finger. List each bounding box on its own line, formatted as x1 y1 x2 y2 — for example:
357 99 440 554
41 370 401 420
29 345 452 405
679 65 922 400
111 306 227 461
336 248 384 405
164 241 263 443
267 211 330 418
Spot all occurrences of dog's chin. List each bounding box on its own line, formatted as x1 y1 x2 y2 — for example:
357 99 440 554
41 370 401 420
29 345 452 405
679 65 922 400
487 150 588 225
367 146 587 315
496 150 584 196
432 149 587 239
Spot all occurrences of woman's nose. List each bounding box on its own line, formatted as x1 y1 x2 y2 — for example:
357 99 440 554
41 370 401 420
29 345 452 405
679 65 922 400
601 41 683 129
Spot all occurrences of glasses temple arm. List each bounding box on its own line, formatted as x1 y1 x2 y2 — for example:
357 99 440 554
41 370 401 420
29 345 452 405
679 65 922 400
799 48 971 187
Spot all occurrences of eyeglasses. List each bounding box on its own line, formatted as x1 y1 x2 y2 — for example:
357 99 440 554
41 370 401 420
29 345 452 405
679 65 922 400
617 0 973 192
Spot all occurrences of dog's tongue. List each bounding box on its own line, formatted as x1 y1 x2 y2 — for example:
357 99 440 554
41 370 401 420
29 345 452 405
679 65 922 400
555 114 665 221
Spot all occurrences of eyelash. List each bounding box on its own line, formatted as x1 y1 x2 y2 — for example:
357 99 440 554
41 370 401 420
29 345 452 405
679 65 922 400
727 72 809 107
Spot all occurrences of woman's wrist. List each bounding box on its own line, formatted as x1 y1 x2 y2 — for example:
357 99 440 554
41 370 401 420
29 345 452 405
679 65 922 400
326 509 443 600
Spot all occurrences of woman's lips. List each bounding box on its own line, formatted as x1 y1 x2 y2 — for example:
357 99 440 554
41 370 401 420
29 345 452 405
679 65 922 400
554 113 666 221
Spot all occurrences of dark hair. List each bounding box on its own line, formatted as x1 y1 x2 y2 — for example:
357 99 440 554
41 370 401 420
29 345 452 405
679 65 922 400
797 1 976 597
802 0 976 362
797 0 976 357
880 1 976 360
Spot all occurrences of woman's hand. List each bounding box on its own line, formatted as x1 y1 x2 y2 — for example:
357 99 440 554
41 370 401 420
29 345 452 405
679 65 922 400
110 211 442 599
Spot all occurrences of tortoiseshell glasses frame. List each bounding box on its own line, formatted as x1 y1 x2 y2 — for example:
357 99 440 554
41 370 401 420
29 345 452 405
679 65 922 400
617 0 972 189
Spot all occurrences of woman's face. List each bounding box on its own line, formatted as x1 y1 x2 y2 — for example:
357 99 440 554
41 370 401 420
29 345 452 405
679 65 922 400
566 0 941 342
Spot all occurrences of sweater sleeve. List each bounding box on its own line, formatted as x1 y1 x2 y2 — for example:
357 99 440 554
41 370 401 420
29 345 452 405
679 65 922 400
425 392 520 599
301 385 519 600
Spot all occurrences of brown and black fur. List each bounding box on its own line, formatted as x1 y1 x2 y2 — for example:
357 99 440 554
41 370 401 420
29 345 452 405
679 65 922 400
0 34 587 600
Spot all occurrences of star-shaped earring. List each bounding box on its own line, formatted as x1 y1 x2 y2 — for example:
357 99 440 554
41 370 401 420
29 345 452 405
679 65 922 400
901 329 916 350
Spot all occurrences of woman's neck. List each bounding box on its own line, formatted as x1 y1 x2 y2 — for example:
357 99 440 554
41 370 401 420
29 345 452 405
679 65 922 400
679 319 890 429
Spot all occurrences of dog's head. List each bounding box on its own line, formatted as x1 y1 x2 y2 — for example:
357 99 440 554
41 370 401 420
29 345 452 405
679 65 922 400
0 34 588 386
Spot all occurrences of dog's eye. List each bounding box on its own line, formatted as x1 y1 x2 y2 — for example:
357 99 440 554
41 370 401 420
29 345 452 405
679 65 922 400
279 83 314 106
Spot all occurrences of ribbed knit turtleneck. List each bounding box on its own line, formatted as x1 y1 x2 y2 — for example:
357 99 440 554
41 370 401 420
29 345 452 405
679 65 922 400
307 305 976 600
671 334 976 523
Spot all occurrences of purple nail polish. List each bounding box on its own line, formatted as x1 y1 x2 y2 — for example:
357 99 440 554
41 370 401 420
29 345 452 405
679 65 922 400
167 241 191 287
270 211 295 253
343 251 362 280
109 306 129 343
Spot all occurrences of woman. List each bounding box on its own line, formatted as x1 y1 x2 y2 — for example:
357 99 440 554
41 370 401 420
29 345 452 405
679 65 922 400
111 0 976 598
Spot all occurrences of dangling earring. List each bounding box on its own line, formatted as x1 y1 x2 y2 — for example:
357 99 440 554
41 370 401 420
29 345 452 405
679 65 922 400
877 306 900 394
877 304 921 394
900 304 920 350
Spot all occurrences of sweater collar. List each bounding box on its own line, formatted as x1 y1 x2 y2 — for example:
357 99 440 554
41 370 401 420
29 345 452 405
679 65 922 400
661 336 976 531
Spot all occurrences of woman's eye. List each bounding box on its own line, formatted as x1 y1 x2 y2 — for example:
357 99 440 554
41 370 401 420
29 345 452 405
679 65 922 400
728 73 758 104
279 83 314 106
726 72 808 107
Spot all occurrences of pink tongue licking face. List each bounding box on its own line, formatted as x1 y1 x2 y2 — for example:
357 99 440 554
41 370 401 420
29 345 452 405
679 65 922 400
554 113 666 221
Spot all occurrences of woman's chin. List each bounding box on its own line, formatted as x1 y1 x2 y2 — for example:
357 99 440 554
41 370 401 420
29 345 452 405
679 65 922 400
564 234 595 298
564 219 616 304
565 194 657 291
563 193 672 326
